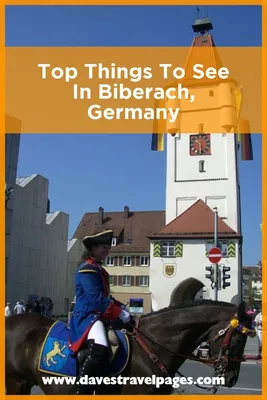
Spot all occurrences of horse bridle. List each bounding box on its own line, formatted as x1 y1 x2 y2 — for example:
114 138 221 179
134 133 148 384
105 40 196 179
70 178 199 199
124 312 256 394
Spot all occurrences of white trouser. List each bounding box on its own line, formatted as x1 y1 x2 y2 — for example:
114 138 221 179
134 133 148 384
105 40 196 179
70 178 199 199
87 320 108 347
256 328 262 346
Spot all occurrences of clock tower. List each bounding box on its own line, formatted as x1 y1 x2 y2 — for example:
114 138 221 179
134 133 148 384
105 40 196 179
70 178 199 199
149 14 244 311
165 18 241 235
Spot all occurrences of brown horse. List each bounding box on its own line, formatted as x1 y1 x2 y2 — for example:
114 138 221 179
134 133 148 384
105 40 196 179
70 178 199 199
5 300 254 395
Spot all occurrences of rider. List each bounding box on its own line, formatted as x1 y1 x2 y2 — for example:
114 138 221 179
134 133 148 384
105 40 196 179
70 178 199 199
69 229 131 395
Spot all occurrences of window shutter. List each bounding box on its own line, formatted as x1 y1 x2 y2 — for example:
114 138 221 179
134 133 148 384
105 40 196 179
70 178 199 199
136 256 140 266
206 241 213 257
227 241 236 257
118 276 123 286
113 276 118 286
175 242 183 257
136 276 140 286
118 256 123 266
131 276 135 286
153 242 161 257
114 256 118 266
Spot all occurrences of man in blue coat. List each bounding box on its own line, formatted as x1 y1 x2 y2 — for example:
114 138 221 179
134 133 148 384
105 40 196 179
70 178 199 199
69 229 130 394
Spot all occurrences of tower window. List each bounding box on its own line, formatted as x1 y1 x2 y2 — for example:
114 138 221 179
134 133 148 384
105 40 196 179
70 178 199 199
209 90 214 96
199 160 205 173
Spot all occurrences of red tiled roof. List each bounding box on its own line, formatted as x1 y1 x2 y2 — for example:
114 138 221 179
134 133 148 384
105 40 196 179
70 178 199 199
73 208 165 253
182 34 232 86
148 199 240 239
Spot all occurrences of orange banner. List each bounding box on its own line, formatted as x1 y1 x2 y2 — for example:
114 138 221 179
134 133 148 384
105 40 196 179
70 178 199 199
6 47 261 134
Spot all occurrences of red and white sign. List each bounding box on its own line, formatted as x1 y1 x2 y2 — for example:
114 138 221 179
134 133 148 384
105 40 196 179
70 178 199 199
208 247 222 264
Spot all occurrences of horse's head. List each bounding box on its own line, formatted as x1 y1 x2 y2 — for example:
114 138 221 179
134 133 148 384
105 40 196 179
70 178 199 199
203 301 255 388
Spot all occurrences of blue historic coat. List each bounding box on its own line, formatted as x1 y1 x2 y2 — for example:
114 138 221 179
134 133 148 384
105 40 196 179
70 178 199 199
69 258 122 352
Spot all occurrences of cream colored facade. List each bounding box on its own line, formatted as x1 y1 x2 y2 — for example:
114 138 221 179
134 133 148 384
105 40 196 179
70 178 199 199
66 243 151 315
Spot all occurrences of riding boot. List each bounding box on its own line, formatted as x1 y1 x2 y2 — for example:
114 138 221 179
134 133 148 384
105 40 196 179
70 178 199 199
76 339 110 395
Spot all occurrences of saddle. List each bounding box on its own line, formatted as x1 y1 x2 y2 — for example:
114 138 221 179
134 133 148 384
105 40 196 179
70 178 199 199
107 317 135 362
107 328 120 362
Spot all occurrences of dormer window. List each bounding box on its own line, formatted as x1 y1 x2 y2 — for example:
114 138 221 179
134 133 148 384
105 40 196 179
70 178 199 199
111 238 117 247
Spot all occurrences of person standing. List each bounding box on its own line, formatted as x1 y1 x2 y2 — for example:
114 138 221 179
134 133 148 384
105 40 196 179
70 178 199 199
5 303 12 317
33 300 42 314
13 301 25 314
254 311 262 359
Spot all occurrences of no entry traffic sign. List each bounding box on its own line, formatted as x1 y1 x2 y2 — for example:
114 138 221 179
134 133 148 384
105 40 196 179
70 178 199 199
208 247 222 264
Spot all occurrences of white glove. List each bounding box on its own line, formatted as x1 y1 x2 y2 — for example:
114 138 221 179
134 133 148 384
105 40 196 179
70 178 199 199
119 309 130 323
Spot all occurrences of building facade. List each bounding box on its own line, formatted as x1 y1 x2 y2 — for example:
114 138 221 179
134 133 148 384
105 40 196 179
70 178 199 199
243 264 262 307
149 17 243 310
6 174 69 315
5 119 21 289
242 267 252 305
70 206 165 314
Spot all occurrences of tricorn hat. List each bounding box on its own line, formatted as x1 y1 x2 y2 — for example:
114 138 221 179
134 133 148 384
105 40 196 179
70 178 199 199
82 229 113 250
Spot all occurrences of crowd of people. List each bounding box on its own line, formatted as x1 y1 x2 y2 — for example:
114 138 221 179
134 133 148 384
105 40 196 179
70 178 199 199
5 298 54 317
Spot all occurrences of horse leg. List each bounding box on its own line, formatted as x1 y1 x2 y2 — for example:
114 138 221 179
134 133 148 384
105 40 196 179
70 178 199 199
6 375 32 394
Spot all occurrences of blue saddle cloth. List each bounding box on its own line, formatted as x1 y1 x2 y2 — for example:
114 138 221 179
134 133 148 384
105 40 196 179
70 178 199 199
38 321 130 377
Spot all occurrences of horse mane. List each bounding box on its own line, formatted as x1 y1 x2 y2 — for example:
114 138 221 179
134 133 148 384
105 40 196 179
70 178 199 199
141 299 236 319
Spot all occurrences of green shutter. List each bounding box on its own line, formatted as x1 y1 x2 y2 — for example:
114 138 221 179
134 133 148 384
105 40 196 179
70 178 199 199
175 242 183 257
153 242 161 257
227 241 236 257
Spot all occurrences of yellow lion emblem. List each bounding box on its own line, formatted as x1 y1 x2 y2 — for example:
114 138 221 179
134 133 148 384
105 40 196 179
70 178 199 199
43 341 67 367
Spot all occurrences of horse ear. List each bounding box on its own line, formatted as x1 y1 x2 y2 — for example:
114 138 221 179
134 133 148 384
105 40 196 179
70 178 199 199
237 301 246 319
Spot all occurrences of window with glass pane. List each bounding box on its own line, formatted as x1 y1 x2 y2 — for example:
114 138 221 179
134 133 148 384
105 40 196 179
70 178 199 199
106 256 114 266
139 276 149 286
109 276 114 285
123 256 131 266
162 242 175 257
122 276 131 286
220 242 228 257
140 256 149 266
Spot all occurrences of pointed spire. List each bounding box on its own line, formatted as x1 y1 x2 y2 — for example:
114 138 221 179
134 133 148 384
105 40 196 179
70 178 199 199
192 7 213 36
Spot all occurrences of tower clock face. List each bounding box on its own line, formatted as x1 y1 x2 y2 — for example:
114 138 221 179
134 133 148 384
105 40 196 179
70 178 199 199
190 134 211 156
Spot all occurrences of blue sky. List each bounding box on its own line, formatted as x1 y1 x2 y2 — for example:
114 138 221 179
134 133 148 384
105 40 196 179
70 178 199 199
6 6 262 266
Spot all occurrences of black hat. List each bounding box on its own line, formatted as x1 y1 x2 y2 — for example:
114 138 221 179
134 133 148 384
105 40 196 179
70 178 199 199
82 230 113 250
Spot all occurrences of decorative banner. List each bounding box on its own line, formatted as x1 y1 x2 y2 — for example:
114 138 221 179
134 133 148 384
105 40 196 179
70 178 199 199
163 264 176 278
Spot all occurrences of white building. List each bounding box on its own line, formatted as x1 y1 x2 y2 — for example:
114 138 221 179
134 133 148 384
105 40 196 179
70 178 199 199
149 17 243 310
6 174 69 315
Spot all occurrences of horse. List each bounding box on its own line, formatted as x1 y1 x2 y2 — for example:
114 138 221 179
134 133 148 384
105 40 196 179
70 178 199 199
5 299 254 395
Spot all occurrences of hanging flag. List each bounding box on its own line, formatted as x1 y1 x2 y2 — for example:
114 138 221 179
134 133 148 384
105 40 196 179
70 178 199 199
234 86 243 150
151 98 165 151
151 132 164 151
240 123 253 160
151 84 179 151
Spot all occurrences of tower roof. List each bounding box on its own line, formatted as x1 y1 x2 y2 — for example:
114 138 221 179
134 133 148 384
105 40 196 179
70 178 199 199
182 15 226 86
148 199 240 239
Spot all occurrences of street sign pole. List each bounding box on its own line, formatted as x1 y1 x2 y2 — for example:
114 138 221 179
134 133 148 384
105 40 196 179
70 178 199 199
214 207 218 301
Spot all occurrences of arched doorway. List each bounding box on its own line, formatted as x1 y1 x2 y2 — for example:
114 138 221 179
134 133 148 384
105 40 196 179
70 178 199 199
169 277 210 306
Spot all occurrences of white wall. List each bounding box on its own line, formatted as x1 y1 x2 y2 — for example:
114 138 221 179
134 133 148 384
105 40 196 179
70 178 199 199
166 133 239 233
149 239 239 311
66 238 84 309
6 174 69 315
